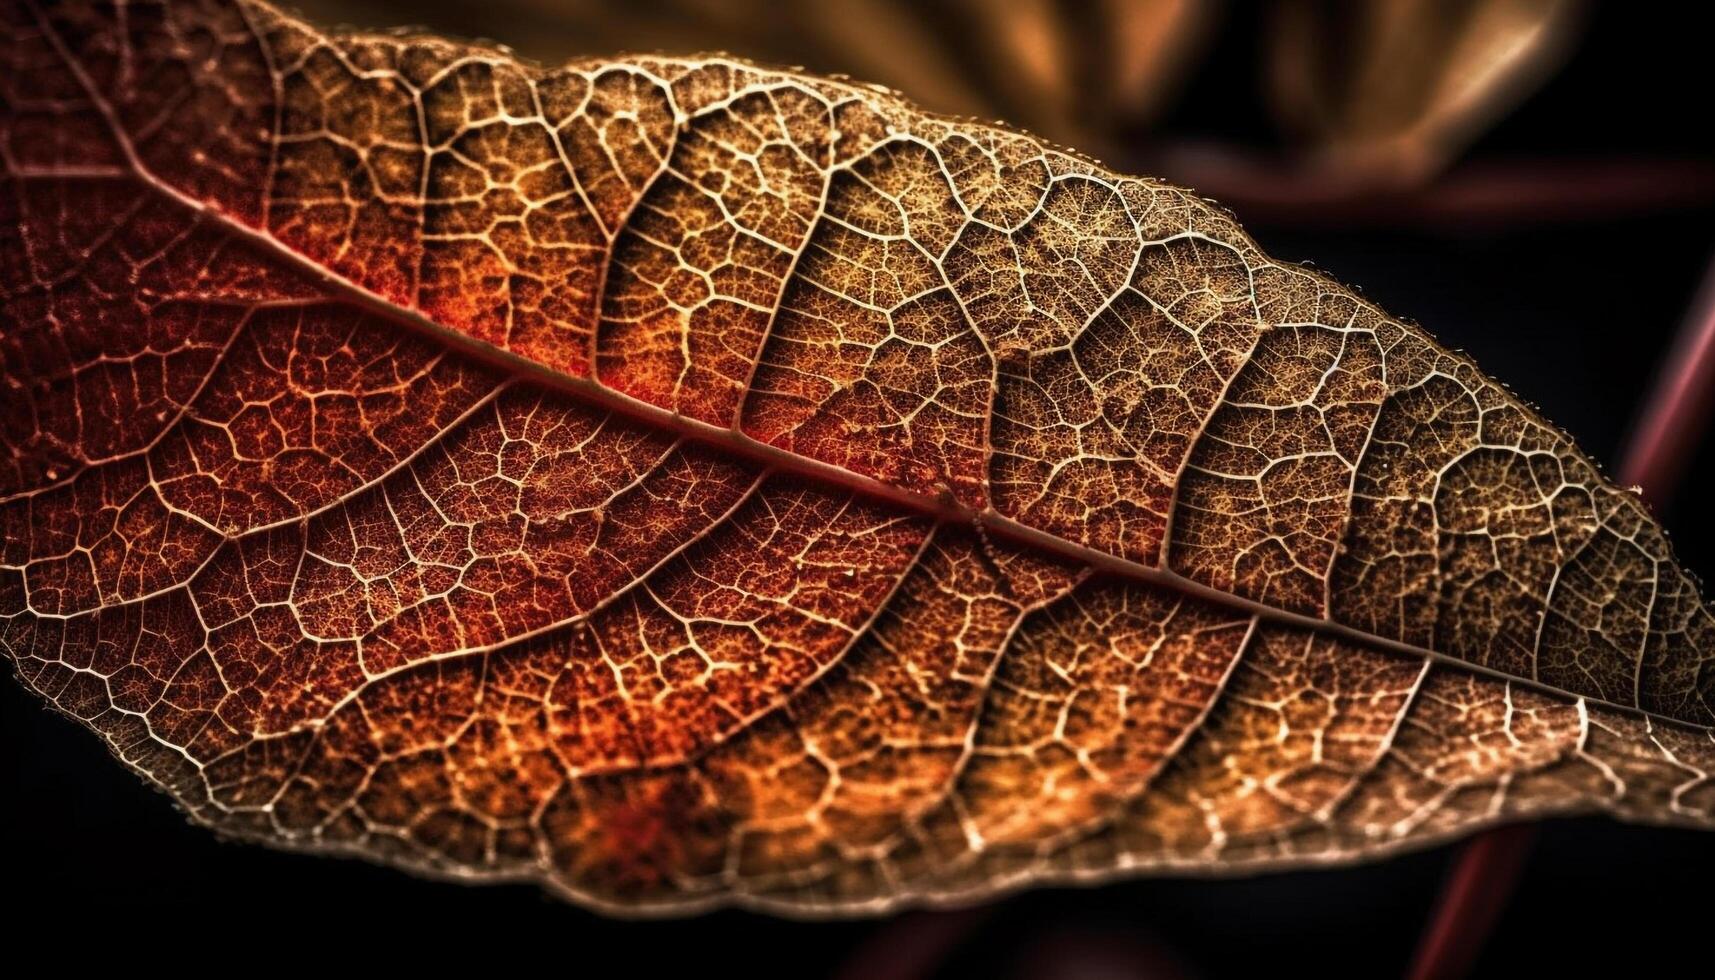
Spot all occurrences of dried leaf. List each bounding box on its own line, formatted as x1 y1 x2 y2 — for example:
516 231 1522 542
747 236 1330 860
1 0 1710 915
288 0 1214 168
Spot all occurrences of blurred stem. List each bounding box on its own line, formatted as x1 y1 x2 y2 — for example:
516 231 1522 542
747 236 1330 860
1406 252 1715 980
1405 825 1535 980
1618 257 1715 509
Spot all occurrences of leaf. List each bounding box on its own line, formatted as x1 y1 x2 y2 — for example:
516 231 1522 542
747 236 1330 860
1267 0 1586 184
287 0 1215 171
1 0 1710 916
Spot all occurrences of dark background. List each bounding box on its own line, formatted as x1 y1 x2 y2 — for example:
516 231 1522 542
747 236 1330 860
6 2 1713 976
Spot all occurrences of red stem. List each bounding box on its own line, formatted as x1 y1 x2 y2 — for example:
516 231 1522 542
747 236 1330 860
1618 258 1715 507
1405 824 1537 980
1405 253 1715 980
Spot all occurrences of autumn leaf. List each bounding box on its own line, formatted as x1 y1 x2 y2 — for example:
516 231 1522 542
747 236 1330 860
289 0 1215 171
1 0 1710 916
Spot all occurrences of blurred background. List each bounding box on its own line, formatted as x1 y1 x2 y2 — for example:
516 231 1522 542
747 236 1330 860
7 1 1714 976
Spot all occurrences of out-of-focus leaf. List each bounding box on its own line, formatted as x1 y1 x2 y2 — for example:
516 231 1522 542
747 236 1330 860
1268 0 1587 184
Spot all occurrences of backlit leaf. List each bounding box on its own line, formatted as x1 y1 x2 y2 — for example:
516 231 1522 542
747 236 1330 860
1 0 1709 915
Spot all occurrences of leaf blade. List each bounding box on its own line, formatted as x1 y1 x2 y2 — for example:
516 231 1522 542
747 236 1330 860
1 0 1711 915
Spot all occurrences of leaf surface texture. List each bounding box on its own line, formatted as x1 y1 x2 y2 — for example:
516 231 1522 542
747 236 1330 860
2 0 1711 914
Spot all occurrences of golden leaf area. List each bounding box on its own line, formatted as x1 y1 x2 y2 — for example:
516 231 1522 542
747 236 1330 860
1 0 1709 915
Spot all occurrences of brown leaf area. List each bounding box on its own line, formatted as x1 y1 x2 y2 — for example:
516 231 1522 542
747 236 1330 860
1 0 1711 915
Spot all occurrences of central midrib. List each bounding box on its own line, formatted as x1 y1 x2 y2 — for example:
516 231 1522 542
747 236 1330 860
201 190 1715 733
57 17 1702 734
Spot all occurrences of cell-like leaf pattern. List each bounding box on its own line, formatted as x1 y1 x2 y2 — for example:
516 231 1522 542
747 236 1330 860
2 0 1712 915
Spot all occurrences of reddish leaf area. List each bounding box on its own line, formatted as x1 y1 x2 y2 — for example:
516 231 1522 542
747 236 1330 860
2 0 1712 915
